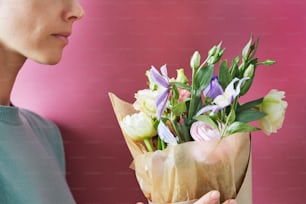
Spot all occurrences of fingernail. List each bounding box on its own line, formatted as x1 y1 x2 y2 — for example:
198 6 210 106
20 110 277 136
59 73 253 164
210 191 220 200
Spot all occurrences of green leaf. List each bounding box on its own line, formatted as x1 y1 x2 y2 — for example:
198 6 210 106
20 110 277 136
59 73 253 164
153 119 159 130
237 98 264 112
170 85 179 105
239 77 253 96
177 123 192 142
193 115 218 129
248 58 258 66
227 108 236 124
239 63 257 96
230 56 240 78
187 91 202 120
218 60 232 90
170 82 192 91
233 55 240 65
226 122 260 135
194 64 214 90
236 109 266 123
172 102 187 116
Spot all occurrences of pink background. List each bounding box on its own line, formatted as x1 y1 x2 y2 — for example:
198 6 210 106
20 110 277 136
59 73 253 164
11 0 305 203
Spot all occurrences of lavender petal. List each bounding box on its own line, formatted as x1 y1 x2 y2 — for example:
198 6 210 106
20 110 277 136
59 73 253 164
156 89 170 119
157 121 177 144
196 105 220 116
150 66 169 88
204 76 223 99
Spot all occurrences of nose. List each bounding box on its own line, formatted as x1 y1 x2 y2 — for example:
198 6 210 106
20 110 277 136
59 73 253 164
64 0 85 22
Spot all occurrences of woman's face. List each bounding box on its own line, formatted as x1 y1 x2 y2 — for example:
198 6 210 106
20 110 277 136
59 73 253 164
0 0 84 65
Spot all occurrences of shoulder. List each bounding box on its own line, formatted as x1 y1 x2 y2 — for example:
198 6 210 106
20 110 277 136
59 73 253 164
18 107 62 146
19 108 59 131
19 108 66 172
18 108 63 143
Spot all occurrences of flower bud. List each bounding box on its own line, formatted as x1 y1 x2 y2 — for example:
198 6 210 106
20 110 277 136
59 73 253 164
208 45 217 56
243 64 255 78
175 68 188 84
190 51 201 70
207 45 225 64
121 112 157 141
261 60 276 66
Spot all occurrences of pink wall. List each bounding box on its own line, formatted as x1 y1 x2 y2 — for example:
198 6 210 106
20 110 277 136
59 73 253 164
11 0 305 203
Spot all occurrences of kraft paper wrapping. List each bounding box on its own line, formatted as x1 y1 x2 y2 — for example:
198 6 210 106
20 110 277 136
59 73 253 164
109 93 252 204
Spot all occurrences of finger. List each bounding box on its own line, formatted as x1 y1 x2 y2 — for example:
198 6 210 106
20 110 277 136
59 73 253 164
194 190 220 204
136 202 144 204
222 199 237 204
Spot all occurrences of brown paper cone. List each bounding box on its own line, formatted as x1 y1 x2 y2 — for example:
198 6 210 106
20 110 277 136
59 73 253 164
109 93 251 203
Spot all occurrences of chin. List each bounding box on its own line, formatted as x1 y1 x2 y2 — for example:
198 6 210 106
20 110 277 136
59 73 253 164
46 58 61 65
32 52 63 65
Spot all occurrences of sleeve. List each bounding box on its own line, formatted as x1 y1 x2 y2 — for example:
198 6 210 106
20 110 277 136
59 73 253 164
48 121 67 175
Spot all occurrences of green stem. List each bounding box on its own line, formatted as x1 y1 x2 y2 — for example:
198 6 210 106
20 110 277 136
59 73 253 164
157 136 166 150
144 138 154 152
157 137 162 150
196 56 210 73
220 98 239 138
161 140 166 150
171 119 183 142
188 66 196 120
188 56 210 120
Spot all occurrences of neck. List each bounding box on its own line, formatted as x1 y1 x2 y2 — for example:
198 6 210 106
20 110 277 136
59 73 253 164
0 47 26 106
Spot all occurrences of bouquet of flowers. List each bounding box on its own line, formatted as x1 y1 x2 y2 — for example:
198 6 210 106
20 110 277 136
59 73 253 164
109 37 287 203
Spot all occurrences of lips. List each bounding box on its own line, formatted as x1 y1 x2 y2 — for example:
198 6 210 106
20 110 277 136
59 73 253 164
51 32 71 44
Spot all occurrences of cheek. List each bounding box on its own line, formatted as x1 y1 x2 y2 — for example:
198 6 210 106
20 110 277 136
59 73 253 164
21 34 66 65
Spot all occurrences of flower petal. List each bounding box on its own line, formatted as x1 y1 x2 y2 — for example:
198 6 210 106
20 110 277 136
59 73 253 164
150 66 169 88
157 121 178 144
213 77 249 108
224 78 240 96
196 105 221 116
160 64 168 78
224 77 249 98
204 76 223 99
190 121 221 141
156 89 170 119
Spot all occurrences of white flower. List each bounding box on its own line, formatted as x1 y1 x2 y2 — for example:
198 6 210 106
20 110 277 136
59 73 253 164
257 89 288 135
120 112 157 141
133 89 159 117
197 77 249 115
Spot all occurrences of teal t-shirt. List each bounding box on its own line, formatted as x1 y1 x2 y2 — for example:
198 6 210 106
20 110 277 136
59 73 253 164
0 105 76 204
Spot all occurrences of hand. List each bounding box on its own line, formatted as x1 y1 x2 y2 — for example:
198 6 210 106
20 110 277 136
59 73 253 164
136 190 237 204
194 190 237 204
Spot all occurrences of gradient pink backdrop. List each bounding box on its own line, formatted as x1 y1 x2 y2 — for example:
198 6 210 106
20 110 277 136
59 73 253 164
11 0 305 203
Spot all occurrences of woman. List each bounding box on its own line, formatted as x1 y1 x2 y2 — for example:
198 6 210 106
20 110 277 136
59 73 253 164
0 0 236 203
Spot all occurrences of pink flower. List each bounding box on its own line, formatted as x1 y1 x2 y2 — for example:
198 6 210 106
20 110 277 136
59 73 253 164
190 121 221 141
178 88 190 102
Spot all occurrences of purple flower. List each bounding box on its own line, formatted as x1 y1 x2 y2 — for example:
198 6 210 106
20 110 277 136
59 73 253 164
197 77 249 115
204 76 223 99
150 65 170 119
157 121 178 144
